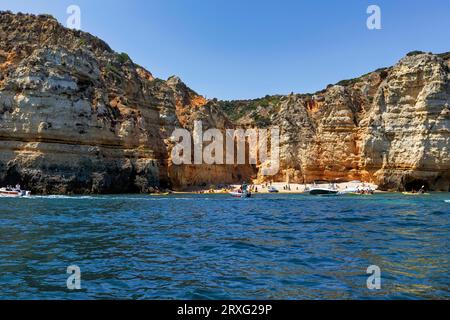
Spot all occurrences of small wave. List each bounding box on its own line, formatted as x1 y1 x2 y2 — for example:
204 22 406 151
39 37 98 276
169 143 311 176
30 195 96 200
25 195 210 201
445 200 450 203
29 195 155 201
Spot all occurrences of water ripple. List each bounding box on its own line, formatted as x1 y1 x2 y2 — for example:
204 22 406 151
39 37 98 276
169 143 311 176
0 193 449 299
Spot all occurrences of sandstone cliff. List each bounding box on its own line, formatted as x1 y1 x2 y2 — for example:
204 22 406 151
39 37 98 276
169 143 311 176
219 52 450 191
0 12 449 193
0 12 252 194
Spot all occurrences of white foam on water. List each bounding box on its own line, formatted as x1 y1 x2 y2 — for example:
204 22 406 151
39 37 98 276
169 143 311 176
445 200 450 203
30 195 96 200
13 194 305 201
24 195 196 201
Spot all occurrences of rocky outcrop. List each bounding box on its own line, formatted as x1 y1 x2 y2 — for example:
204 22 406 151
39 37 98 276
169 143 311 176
0 12 448 193
361 53 450 190
158 76 255 189
0 12 166 194
0 12 252 194
220 53 450 191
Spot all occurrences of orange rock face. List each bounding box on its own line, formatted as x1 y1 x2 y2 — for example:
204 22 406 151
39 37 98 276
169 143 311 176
220 54 450 191
0 12 448 193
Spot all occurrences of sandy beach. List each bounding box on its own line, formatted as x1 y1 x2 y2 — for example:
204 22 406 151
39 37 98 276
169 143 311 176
181 181 379 194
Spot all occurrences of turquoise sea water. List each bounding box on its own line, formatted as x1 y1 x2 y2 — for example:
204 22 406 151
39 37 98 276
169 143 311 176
0 193 449 300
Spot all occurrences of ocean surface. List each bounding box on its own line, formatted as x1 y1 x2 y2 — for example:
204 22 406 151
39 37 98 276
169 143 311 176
0 193 449 300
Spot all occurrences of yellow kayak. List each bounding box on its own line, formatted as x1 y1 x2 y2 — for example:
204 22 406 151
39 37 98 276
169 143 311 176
402 192 430 195
149 192 170 196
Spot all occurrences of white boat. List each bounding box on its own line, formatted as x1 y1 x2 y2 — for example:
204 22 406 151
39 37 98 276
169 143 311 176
338 188 359 195
0 186 31 197
268 186 279 193
229 191 251 198
230 183 252 198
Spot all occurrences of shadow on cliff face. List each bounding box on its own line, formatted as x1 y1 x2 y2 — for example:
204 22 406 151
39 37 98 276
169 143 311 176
0 154 165 195
433 174 450 192
1 163 22 187
378 173 442 192
401 175 450 192
403 179 430 192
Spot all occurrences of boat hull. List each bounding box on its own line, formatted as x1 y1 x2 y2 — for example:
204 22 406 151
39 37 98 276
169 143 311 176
0 190 31 197
229 192 252 198
309 188 339 196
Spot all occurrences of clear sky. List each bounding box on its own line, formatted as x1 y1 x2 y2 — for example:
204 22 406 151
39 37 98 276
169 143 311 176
2 0 449 100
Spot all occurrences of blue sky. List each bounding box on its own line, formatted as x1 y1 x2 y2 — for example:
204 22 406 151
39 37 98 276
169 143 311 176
2 0 449 100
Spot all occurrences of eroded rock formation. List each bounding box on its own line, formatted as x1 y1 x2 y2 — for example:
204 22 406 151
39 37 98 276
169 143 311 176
220 53 450 191
0 12 252 193
0 12 448 193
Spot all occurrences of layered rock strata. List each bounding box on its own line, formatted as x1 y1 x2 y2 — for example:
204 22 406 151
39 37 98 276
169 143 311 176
1 12 448 192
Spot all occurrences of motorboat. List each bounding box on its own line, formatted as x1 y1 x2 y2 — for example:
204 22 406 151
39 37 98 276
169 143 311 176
268 186 279 193
338 187 359 195
309 188 339 195
0 185 31 197
308 180 339 196
230 183 252 198
229 190 251 198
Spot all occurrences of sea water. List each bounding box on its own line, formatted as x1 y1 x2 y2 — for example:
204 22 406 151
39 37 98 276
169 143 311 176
0 193 449 299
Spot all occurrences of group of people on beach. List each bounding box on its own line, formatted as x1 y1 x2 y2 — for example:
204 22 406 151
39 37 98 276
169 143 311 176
355 188 374 195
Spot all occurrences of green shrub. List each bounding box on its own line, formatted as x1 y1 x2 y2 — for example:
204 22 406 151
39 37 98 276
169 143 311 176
336 78 360 87
406 50 425 57
118 52 131 64
218 95 283 123
438 52 450 60
106 63 120 74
